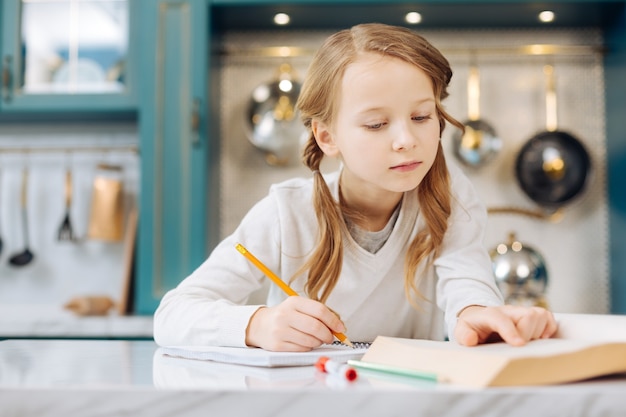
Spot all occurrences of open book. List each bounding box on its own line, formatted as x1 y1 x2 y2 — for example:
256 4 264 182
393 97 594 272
356 313 626 388
158 342 369 368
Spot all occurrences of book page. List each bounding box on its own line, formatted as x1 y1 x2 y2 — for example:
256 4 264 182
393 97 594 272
554 313 626 341
378 334 622 358
454 338 609 358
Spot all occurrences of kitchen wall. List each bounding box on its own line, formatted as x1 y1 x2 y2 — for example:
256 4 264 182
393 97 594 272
218 28 608 314
0 27 608 316
0 123 138 308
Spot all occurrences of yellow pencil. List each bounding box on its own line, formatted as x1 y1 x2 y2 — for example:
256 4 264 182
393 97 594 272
235 243 354 348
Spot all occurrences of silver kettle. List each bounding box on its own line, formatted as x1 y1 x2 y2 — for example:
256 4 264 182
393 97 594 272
489 232 549 307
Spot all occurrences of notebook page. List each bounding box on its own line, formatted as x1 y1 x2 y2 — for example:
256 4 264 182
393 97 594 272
159 342 369 368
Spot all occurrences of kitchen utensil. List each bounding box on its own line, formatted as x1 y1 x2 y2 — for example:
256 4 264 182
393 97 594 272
64 295 115 316
118 205 138 315
9 168 34 267
452 62 501 168
514 64 592 212
245 63 308 166
487 206 564 222
57 168 75 241
490 232 548 307
87 163 124 242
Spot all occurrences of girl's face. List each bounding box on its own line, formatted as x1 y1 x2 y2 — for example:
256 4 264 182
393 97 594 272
314 52 441 202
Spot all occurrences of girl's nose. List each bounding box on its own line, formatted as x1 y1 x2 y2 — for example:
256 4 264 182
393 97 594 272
392 124 417 151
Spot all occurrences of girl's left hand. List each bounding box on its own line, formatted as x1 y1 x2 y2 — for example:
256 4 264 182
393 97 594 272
454 305 558 346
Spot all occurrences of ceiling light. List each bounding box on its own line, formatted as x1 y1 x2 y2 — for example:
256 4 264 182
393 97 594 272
538 10 555 23
274 13 290 25
278 79 293 93
405 12 422 24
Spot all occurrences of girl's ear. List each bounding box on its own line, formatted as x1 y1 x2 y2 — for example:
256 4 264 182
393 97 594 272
311 119 339 157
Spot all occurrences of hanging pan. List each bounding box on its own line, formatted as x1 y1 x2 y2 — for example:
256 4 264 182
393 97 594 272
452 59 502 168
514 64 592 214
245 63 308 166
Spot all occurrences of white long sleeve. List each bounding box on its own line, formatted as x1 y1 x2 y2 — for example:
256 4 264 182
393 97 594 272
153 167 503 347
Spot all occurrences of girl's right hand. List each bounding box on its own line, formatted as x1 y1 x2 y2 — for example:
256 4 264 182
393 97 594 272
244 296 347 351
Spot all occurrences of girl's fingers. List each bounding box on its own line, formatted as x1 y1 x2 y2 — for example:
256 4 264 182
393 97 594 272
279 297 344 345
289 297 347 334
485 311 525 346
453 323 480 346
494 305 557 344
514 307 558 341
455 307 523 346
455 305 557 346
499 306 557 338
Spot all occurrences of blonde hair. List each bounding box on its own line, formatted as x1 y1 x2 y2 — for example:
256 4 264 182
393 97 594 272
294 23 464 305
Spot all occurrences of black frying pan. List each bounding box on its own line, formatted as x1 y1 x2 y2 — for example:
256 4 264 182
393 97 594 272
515 65 592 212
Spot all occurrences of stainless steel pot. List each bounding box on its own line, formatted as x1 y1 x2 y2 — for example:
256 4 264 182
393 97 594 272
245 63 308 166
490 232 549 307
452 63 501 168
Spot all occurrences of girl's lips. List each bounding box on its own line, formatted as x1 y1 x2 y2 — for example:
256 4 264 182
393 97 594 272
390 161 421 172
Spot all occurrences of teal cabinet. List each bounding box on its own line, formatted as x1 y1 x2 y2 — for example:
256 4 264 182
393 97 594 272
604 7 626 314
135 0 218 314
0 0 138 113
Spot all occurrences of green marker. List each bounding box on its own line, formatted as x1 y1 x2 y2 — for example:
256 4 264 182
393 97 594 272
347 360 442 383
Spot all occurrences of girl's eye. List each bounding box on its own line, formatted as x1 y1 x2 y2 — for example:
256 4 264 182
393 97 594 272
412 114 431 122
365 122 386 130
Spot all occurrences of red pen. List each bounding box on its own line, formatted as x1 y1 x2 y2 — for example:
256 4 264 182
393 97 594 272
315 356 358 382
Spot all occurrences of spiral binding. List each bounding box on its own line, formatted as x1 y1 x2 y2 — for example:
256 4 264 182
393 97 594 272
332 341 371 349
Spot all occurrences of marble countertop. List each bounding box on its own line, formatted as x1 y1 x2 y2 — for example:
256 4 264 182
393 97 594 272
0 304 153 338
1 338 626 417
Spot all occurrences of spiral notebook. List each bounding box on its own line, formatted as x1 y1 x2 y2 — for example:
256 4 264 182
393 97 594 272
159 341 371 368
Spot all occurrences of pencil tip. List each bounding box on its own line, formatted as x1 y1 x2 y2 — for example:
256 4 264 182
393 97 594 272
343 338 354 348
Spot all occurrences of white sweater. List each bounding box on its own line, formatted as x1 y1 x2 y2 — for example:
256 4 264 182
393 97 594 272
153 165 504 347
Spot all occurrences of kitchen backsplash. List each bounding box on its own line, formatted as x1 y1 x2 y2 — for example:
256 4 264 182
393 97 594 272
219 28 608 314
0 27 609 315
0 123 138 307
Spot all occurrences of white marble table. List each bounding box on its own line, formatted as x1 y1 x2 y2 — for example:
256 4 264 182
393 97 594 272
1 339 626 417
0 304 153 338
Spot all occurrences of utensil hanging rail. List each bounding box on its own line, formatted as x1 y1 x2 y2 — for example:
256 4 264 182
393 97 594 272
0 145 139 154
220 43 605 58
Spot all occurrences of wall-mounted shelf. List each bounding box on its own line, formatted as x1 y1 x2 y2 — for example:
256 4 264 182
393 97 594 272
220 43 605 58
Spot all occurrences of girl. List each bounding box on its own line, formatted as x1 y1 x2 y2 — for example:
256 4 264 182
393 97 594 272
154 23 556 351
